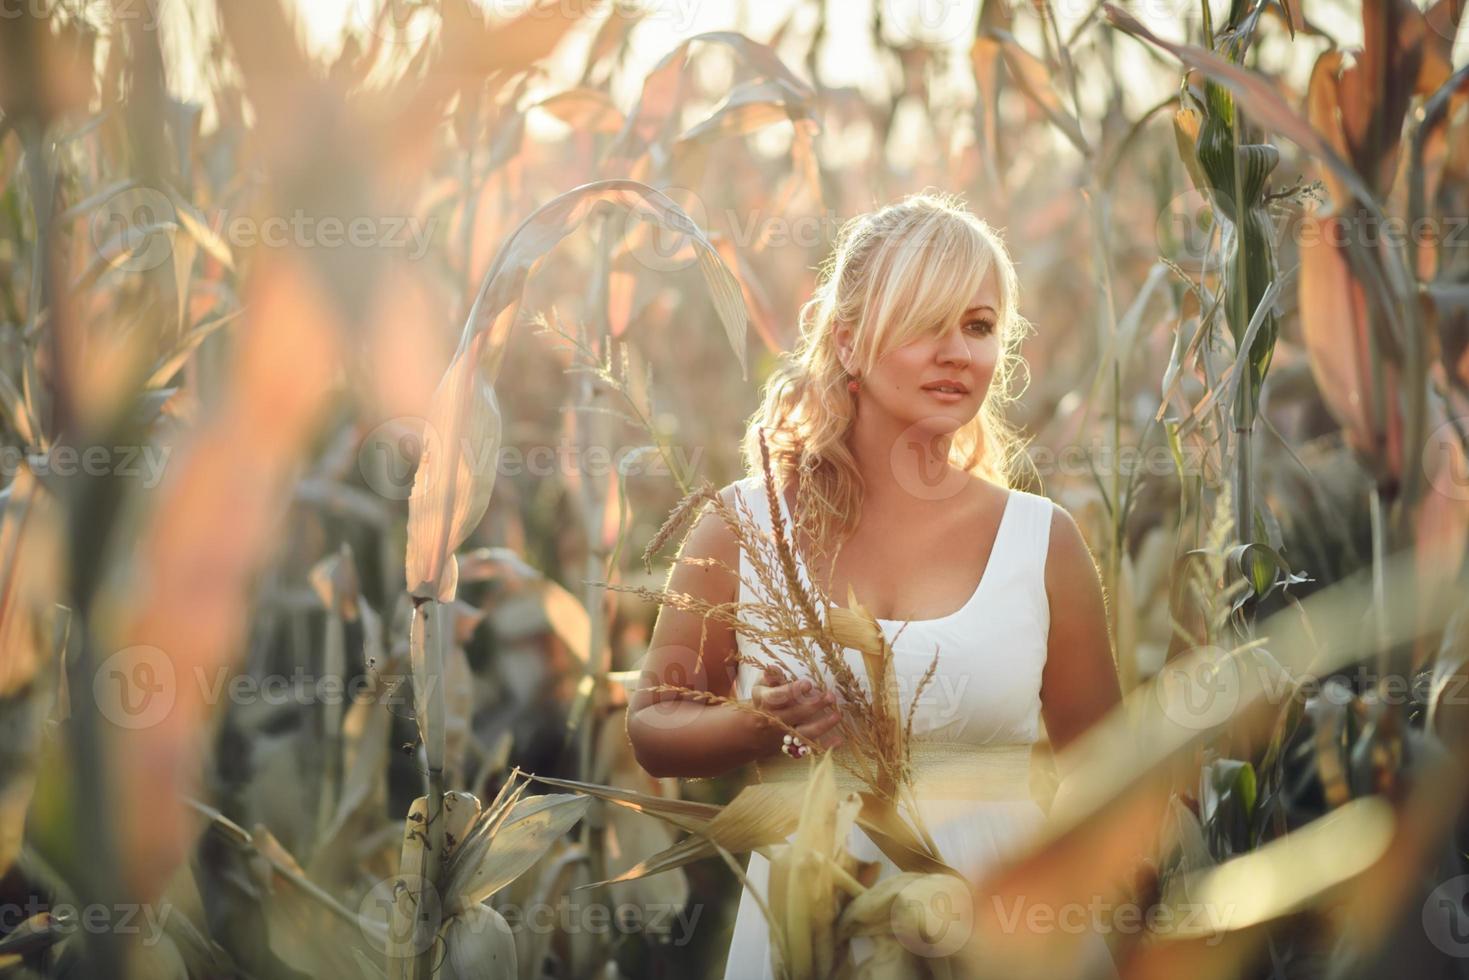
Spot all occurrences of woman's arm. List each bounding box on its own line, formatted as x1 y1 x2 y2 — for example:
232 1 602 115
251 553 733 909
1039 504 1123 756
627 485 841 778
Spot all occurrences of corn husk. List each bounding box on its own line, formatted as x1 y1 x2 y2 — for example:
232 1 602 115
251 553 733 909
765 752 866 979
439 904 517 980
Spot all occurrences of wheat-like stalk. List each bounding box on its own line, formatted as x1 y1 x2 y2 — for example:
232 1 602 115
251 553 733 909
608 429 947 808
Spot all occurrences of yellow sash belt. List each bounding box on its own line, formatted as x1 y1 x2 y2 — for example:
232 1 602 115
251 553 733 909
753 740 1036 802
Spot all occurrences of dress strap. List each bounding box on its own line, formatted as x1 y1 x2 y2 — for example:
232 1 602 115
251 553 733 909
1021 491 1057 580
1011 491 1056 628
733 474 779 534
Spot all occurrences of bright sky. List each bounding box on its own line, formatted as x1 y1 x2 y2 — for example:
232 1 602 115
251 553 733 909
149 0 1459 145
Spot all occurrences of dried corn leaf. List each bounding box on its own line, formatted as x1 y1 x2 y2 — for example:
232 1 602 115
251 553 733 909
404 333 502 602
444 793 591 913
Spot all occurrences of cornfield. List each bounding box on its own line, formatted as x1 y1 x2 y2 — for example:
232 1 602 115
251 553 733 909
1 0 1467 978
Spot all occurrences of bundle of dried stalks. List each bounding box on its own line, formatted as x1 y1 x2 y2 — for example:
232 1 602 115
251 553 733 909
615 429 941 811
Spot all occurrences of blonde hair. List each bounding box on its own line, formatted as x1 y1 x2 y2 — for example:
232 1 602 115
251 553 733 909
740 189 1034 553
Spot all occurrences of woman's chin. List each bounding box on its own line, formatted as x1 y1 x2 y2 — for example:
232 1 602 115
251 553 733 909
900 409 972 434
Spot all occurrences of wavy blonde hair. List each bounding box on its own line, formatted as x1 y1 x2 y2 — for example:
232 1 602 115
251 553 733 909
739 189 1035 555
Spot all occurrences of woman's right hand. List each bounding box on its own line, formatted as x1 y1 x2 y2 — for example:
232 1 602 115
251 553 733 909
750 667 846 752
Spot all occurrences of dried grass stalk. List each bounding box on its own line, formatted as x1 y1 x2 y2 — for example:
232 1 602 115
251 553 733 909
613 428 941 810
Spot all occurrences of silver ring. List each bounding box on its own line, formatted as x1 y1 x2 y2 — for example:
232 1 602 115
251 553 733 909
781 733 809 759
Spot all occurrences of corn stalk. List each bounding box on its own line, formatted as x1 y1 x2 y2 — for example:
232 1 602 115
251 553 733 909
392 177 747 977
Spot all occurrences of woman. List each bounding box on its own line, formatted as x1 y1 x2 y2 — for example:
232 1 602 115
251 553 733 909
626 191 1122 977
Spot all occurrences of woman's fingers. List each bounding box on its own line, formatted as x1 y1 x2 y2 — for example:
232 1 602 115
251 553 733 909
797 708 843 743
795 718 844 751
751 675 841 739
785 702 834 727
755 677 827 711
747 667 845 754
778 685 836 725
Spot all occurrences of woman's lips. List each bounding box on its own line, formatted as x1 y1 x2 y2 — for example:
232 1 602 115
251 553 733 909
923 387 968 402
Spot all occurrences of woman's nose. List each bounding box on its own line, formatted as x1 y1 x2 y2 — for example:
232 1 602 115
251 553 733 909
938 327 971 366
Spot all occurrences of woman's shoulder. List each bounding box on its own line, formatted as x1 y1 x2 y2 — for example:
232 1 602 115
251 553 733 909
667 482 747 583
1028 493 1096 588
720 473 766 509
1004 484 1057 509
723 472 791 517
992 484 1086 582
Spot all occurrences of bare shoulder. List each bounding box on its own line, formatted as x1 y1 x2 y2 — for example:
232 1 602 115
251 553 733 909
1042 499 1101 593
679 480 745 562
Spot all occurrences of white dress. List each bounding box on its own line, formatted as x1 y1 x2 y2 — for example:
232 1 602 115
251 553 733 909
720 474 1116 979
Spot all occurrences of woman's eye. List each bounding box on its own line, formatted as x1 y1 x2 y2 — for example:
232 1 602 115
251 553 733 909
966 319 996 335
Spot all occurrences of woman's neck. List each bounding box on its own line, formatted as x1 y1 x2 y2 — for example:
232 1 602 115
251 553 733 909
845 413 958 512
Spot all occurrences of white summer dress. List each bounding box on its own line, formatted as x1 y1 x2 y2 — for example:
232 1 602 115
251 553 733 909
720 474 1117 979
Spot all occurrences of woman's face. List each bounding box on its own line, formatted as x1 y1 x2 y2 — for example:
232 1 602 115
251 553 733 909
842 271 1002 435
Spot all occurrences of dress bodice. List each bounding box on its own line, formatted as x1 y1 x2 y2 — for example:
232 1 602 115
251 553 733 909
730 473 1055 746
720 475 1124 980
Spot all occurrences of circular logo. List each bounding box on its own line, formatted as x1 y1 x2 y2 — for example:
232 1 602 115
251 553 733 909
1423 418 1469 504
892 874 973 957
612 186 708 274
360 873 442 956
1156 644 1240 731
627 651 715 732
359 409 501 501
1423 874 1469 957
1155 187 1222 267
888 418 973 502
880 0 974 46
94 645 176 730
358 416 432 501
91 186 176 273
351 0 441 46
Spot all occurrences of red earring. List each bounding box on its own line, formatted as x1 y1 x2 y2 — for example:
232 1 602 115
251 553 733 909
847 377 860 393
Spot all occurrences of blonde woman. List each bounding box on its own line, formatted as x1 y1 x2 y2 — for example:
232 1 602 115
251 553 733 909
627 191 1122 977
